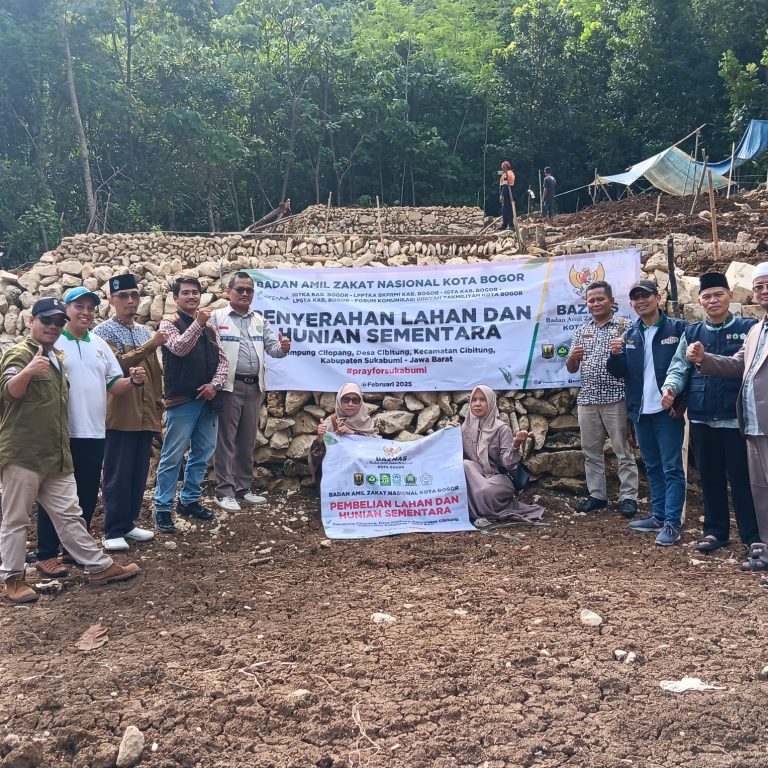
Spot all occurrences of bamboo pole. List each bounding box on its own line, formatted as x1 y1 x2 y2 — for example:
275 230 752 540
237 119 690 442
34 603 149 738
511 197 524 250
690 152 708 216
707 171 720 261
655 194 661 222
538 170 543 215
375 195 384 238
686 129 701 195
323 191 332 233
727 142 736 199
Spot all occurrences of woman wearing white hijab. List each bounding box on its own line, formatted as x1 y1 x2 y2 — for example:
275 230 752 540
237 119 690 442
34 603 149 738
308 382 378 482
461 385 544 523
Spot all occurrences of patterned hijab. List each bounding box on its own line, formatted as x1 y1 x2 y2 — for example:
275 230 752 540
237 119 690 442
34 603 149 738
461 385 506 475
335 382 376 435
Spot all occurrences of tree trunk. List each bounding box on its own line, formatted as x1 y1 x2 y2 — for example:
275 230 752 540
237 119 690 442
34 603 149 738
60 9 98 231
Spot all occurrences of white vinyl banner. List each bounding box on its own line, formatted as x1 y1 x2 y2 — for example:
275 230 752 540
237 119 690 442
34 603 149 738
250 248 639 392
320 428 473 539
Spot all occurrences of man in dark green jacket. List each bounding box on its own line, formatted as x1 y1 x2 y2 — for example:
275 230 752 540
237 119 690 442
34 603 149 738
0 298 140 604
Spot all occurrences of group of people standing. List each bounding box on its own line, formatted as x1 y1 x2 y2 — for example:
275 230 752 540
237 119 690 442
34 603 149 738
566 262 768 575
3 255 768 604
0 271 288 603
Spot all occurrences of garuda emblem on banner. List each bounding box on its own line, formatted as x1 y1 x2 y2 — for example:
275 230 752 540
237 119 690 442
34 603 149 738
569 262 605 296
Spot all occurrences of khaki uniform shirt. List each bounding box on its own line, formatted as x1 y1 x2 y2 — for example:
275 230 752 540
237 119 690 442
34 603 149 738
0 338 73 474
93 319 163 432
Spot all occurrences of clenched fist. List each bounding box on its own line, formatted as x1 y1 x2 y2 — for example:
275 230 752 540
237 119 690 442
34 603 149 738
686 341 705 364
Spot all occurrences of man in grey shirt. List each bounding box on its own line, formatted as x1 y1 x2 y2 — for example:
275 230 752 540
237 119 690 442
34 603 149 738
210 273 290 511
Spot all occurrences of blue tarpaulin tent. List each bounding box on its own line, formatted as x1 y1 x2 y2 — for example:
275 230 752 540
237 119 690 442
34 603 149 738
708 119 768 175
596 119 768 196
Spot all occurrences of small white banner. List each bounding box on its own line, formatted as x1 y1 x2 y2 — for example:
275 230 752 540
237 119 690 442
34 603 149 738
320 428 473 539
249 249 640 392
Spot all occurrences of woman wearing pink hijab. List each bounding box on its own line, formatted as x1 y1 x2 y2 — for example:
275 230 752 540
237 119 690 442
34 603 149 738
308 382 378 483
461 385 544 524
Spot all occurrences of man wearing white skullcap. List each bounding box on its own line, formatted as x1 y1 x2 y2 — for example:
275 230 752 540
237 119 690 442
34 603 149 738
687 261 768 572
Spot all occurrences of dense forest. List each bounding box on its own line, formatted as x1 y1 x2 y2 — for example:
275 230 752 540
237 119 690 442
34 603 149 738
1 0 767 265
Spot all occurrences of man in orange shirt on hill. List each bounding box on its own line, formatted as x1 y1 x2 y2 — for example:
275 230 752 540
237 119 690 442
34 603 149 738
499 160 516 231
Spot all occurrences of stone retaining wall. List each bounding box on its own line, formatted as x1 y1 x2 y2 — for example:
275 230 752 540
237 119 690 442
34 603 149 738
0 231 762 491
273 205 488 235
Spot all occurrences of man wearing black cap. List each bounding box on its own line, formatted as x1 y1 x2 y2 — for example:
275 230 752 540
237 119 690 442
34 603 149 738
0 298 139 603
34 286 147 577
542 167 556 219
661 272 759 553
94 274 167 551
153 275 228 532
688 261 768 571
607 279 688 546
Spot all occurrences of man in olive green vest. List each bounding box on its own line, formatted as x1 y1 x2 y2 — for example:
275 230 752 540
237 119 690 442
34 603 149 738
0 298 140 604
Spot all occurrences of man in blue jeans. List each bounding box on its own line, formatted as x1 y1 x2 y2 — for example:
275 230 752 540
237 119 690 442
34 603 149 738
154 276 228 533
606 279 688 546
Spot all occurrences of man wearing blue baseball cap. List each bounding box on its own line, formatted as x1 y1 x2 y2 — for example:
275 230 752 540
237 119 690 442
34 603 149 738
0 298 139 603
34 286 148 577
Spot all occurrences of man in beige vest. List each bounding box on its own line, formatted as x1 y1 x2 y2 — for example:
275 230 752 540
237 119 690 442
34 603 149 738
210 272 290 511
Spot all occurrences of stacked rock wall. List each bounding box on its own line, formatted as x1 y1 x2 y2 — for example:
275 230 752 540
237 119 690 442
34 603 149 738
273 205 488 235
0 229 762 490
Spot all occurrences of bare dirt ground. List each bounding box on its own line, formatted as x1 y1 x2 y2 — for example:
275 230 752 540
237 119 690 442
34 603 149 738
3 480 768 768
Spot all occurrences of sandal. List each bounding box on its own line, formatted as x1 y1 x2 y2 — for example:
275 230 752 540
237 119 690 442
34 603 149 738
695 535 731 553
739 542 768 572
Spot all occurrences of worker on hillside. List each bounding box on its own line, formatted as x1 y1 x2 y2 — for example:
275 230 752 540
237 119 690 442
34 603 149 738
542 166 557 219
498 161 516 231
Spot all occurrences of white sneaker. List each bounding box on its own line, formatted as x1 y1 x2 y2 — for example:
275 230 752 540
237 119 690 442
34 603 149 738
124 527 155 542
102 536 129 551
238 492 267 505
215 496 242 512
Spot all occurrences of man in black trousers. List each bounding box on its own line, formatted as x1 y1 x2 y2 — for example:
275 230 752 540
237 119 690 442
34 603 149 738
661 271 760 553
93 274 166 551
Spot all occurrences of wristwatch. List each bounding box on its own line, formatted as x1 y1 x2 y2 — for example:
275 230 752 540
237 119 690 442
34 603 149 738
213 381 222 391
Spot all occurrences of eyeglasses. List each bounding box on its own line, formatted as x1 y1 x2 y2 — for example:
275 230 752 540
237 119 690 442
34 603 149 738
114 291 140 301
37 315 67 327
340 396 362 405
232 287 254 295
753 283 768 294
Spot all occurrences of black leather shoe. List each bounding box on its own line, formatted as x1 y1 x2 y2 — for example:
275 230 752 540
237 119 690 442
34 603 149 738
576 496 608 513
619 499 638 518
177 500 214 521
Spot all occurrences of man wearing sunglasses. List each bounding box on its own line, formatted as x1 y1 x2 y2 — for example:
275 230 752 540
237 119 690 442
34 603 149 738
94 274 166 551
35 287 148 576
0 298 139 603
210 272 290 511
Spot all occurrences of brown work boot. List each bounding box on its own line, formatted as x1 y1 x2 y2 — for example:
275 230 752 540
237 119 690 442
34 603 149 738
5 575 38 604
35 557 69 578
89 562 140 585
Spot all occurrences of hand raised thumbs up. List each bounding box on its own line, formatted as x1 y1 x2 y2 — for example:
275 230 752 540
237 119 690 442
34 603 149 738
26 346 50 378
278 331 291 352
661 387 676 410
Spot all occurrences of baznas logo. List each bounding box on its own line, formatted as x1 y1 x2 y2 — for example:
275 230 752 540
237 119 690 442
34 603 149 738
569 262 606 296
541 343 555 359
383 445 402 457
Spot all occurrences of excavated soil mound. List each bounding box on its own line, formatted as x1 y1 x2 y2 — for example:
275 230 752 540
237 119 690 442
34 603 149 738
3 484 768 768
545 190 768 253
